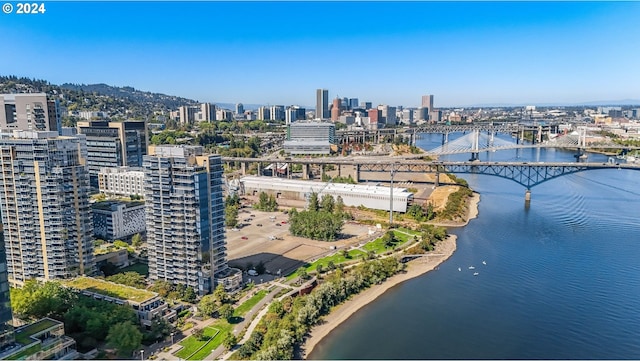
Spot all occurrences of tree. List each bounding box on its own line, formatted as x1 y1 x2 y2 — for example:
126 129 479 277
382 231 397 248
10 280 76 321
219 304 234 321
191 327 205 341
213 284 229 305
181 286 197 303
198 294 218 317
320 195 335 213
149 280 173 298
106 321 143 357
297 267 309 280
131 233 143 248
341 249 350 259
223 332 238 350
225 205 239 228
335 195 345 214
327 261 336 271
308 192 319 212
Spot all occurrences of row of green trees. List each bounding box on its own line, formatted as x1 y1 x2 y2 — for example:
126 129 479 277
234 257 405 360
288 193 350 241
406 202 436 222
254 191 278 211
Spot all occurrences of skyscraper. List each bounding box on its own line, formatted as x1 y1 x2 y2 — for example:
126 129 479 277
235 103 244 115
422 95 434 112
144 145 241 295
0 131 94 287
316 89 329 119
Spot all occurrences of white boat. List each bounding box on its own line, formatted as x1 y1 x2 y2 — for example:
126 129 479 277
468 266 475 270
458 267 461 272
473 272 479 276
482 261 487 265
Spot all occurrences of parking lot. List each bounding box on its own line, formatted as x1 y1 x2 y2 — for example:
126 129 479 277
226 207 374 277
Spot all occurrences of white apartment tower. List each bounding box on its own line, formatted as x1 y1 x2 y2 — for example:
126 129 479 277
143 145 241 295
0 131 94 286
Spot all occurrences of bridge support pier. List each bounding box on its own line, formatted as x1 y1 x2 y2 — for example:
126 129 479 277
353 164 359 183
442 132 449 145
302 164 310 180
240 162 247 176
524 189 531 206
434 171 440 187
469 152 480 161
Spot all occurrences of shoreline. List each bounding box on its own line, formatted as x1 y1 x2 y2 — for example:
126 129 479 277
302 193 480 359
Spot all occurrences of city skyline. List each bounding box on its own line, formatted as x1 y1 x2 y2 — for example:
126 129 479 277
2 2 640 107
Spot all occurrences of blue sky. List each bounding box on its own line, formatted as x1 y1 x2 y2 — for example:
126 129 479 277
2 1 639 108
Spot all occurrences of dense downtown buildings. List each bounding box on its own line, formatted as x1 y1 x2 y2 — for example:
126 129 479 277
0 130 95 287
143 145 241 295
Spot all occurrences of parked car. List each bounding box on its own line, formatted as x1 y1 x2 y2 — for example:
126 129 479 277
257 223 262 227
241 236 248 240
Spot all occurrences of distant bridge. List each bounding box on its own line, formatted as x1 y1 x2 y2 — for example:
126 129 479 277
424 128 640 158
222 156 640 191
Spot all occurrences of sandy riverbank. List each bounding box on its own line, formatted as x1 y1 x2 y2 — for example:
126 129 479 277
302 194 480 358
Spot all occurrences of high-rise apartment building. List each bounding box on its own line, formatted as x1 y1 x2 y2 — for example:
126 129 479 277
422 95 434 113
0 226 13 350
144 145 241 294
349 98 359 110
0 131 94 287
316 89 329 119
200 103 216 122
257 106 270 120
235 103 244 115
77 120 147 187
270 105 285 121
0 93 60 133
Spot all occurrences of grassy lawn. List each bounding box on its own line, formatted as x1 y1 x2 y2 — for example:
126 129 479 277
306 249 365 272
234 290 268 317
363 230 414 254
64 276 156 302
174 327 220 359
116 262 149 276
188 321 233 360
285 248 365 280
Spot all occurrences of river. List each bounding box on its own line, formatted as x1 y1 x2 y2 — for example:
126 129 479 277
308 133 640 359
